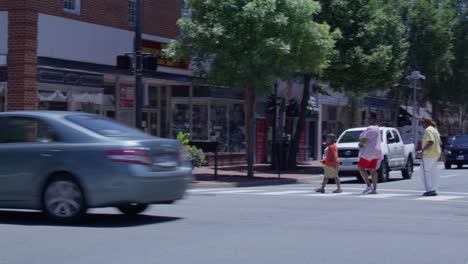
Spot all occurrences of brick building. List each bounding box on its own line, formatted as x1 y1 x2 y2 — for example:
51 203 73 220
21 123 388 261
0 0 196 132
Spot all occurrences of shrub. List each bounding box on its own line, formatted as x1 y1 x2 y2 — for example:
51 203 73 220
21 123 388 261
177 132 206 168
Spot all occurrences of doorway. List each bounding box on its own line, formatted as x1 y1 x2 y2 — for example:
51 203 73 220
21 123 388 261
142 109 159 136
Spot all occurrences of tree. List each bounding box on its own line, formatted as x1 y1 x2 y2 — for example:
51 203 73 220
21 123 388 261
284 6 338 168
165 0 333 176
446 0 468 133
407 0 457 119
318 0 409 99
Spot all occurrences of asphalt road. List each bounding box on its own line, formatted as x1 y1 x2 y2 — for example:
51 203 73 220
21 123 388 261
0 163 467 264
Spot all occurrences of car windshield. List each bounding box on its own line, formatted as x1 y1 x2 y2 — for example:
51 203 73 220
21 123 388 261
65 115 148 137
338 130 364 143
338 130 384 143
452 135 468 147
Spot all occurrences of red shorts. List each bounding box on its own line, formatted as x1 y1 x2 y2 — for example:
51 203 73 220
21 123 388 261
358 158 378 169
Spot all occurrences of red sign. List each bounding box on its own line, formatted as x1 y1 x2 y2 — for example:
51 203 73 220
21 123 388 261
256 118 268 163
142 40 190 70
120 84 134 107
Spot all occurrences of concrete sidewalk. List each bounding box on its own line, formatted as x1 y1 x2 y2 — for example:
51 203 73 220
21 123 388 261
191 160 324 189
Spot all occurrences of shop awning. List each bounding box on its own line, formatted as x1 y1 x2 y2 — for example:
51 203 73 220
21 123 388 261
72 92 105 104
401 106 431 119
364 97 392 109
38 91 68 102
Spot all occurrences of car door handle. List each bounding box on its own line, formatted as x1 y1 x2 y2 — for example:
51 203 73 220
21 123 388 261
40 149 61 157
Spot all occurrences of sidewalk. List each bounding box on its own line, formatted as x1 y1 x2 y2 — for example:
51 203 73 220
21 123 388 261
191 160 324 189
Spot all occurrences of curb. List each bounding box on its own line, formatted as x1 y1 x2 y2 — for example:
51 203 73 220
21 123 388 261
190 175 323 189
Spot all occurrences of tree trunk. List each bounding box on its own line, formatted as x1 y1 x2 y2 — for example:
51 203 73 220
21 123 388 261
287 74 311 169
245 83 256 177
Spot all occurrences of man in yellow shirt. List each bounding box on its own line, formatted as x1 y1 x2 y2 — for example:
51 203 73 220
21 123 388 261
418 116 441 196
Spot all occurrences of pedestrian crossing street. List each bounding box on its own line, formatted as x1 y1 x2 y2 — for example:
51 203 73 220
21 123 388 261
188 187 468 203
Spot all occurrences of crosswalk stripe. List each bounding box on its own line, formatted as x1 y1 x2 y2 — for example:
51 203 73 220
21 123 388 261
416 195 464 201
303 192 353 197
206 189 266 194
255 190 312 195
360 193 408 199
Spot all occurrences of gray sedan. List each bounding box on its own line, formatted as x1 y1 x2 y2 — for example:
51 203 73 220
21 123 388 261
0 111 192 221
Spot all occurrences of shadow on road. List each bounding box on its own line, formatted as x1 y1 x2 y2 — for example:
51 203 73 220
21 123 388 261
0 210 183 228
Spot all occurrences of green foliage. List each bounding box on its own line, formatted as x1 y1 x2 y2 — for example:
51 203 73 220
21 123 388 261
318 0 409 93
177 132 206 168
165 0 336 93
407 0 457 105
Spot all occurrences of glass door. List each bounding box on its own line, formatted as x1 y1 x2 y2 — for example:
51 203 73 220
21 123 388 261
142 109 159 136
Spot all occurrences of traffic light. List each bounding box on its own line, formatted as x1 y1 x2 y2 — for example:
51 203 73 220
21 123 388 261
117 55 132 70
143 55 158 71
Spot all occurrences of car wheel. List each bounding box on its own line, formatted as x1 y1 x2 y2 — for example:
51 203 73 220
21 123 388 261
445 161 452 169
378 158 389 183
117 204 149 216
402 157 413 179
457 164 463 169
42 177 86 222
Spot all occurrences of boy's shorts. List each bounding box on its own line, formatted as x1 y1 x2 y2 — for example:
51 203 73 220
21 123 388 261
324 167 339 179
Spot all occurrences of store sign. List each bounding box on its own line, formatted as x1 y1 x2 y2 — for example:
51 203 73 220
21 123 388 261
120 84 134 107
38 69 104 88
277 79 304 103
142 40 190 70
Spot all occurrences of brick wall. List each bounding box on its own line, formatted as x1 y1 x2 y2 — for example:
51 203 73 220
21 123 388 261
1 1 182 39
38 0 181 39
6 1 38 110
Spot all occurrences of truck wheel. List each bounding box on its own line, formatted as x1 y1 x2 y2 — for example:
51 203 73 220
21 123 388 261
378 158 389 183
445 161 452 169
402 157 413 179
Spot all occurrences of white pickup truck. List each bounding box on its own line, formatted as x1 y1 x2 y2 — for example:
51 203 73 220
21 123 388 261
336 127 415 182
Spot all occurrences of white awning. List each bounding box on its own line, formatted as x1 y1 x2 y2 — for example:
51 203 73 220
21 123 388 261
72 92 105 104
38 90 68 102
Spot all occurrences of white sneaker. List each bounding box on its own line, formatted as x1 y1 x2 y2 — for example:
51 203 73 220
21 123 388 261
368 189 378 195
362 186 373 194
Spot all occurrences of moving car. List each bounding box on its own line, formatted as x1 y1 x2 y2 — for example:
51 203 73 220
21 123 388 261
444 134 468 169
336 127 415 182
0 112 192 221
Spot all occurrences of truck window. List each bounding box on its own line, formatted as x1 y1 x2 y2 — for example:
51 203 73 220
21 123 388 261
392 130 401 143
386 131 394 144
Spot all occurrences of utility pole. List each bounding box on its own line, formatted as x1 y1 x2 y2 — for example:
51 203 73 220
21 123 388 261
134 0 143 130
407 71 425 146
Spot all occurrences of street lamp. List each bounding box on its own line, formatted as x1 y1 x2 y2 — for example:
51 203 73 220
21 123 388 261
406 71 426 147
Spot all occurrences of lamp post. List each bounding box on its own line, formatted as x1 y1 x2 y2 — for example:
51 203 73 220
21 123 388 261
406 71 426 146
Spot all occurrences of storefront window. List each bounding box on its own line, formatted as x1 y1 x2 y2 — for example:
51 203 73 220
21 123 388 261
0 83 5 112
210 104 228 152
172 103 190 137
192 104 208 140
229 104 246 152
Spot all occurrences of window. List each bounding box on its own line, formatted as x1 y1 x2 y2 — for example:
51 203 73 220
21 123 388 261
386 131 394 144
66 115 147 137
392 131 401 143
128 0 136 25
64 0 80 15
0 117 59 143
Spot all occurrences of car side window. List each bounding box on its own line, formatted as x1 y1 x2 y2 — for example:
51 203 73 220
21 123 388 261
2 117 60 143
